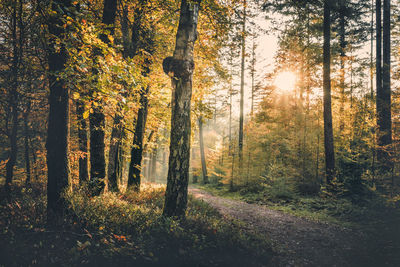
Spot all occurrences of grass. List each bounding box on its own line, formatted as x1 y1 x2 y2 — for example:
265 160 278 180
0 180 273 267
197 182 400 266
197 182 400 228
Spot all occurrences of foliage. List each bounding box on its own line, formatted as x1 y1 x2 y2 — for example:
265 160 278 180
0 181 272 266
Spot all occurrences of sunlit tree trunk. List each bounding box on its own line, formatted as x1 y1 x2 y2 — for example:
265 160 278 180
238 0 246 167
46 0 72 224
323 0 335 184
339 0 346 133
250 35 256 116
163 0 200 217
150 146 158 182
198 116 208 184
89 0 117 196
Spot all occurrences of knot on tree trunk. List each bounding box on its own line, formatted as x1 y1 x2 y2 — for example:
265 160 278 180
162 56 194 80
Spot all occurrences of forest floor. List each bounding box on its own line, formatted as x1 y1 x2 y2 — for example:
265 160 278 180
0 181 273 267
190 187 400 267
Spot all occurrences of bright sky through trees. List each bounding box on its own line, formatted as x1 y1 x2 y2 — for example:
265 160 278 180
274 71 297 93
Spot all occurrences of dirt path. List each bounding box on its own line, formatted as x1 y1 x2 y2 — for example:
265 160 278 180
190 188 368 267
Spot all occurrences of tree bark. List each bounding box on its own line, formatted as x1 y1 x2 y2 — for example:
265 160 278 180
107 112 123 192
377 0 392 169
162 0 201 218
24 105 31 185
126 0 155 191
238 0 246 167
76 100 88 184
339 0 346 133
198 116 208 184
5 0 19 194
128 86 149 191
150 146 158 182
323 0 335 184
46 0 72 224
89 0 117 196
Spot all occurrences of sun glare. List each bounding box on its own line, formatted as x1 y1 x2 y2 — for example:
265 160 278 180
274 71 297 93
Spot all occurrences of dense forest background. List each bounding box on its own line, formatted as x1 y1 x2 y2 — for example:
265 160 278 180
1 0 400 266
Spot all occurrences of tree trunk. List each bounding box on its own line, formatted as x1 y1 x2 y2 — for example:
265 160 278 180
162 0 200 218
24 105 31 185
76 100 88 184
46 0 72 224
107 112 123 192
128 86 149 191
126 0 155 191
191 146 198 183
238 0 246 166
377 0 392 169
150 146 158 182
323 0 335 184
5 0 19 194
88 0 117 196
339 0 346 133
89 108 105 195
29 136 39 181
198 116 208 184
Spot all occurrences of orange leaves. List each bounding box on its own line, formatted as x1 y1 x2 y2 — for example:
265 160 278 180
112 234 127 242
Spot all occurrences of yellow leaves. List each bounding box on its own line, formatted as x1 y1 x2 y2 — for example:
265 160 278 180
72 92 80 100
83 110 89 119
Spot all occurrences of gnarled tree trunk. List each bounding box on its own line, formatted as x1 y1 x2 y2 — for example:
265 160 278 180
163 0 201 217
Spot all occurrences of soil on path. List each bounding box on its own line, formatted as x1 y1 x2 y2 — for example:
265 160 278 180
190 188 370 267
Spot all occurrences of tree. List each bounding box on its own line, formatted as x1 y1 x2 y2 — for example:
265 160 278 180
127 0 156 191
76 101 89 184
128 85 149 190
46 0 72 224
238 0 246 167
198 116 209 184
376 0 392 169
323 0 335 184
163 0 201 217
4 0 21 194
89 0 117 196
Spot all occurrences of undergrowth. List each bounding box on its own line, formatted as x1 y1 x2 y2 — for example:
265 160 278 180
0 180 273 267
198 183 400 228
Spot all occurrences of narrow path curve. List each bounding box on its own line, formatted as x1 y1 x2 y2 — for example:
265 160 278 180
189 188 368 267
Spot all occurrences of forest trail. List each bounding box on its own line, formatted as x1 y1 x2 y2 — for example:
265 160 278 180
189 188 369 267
